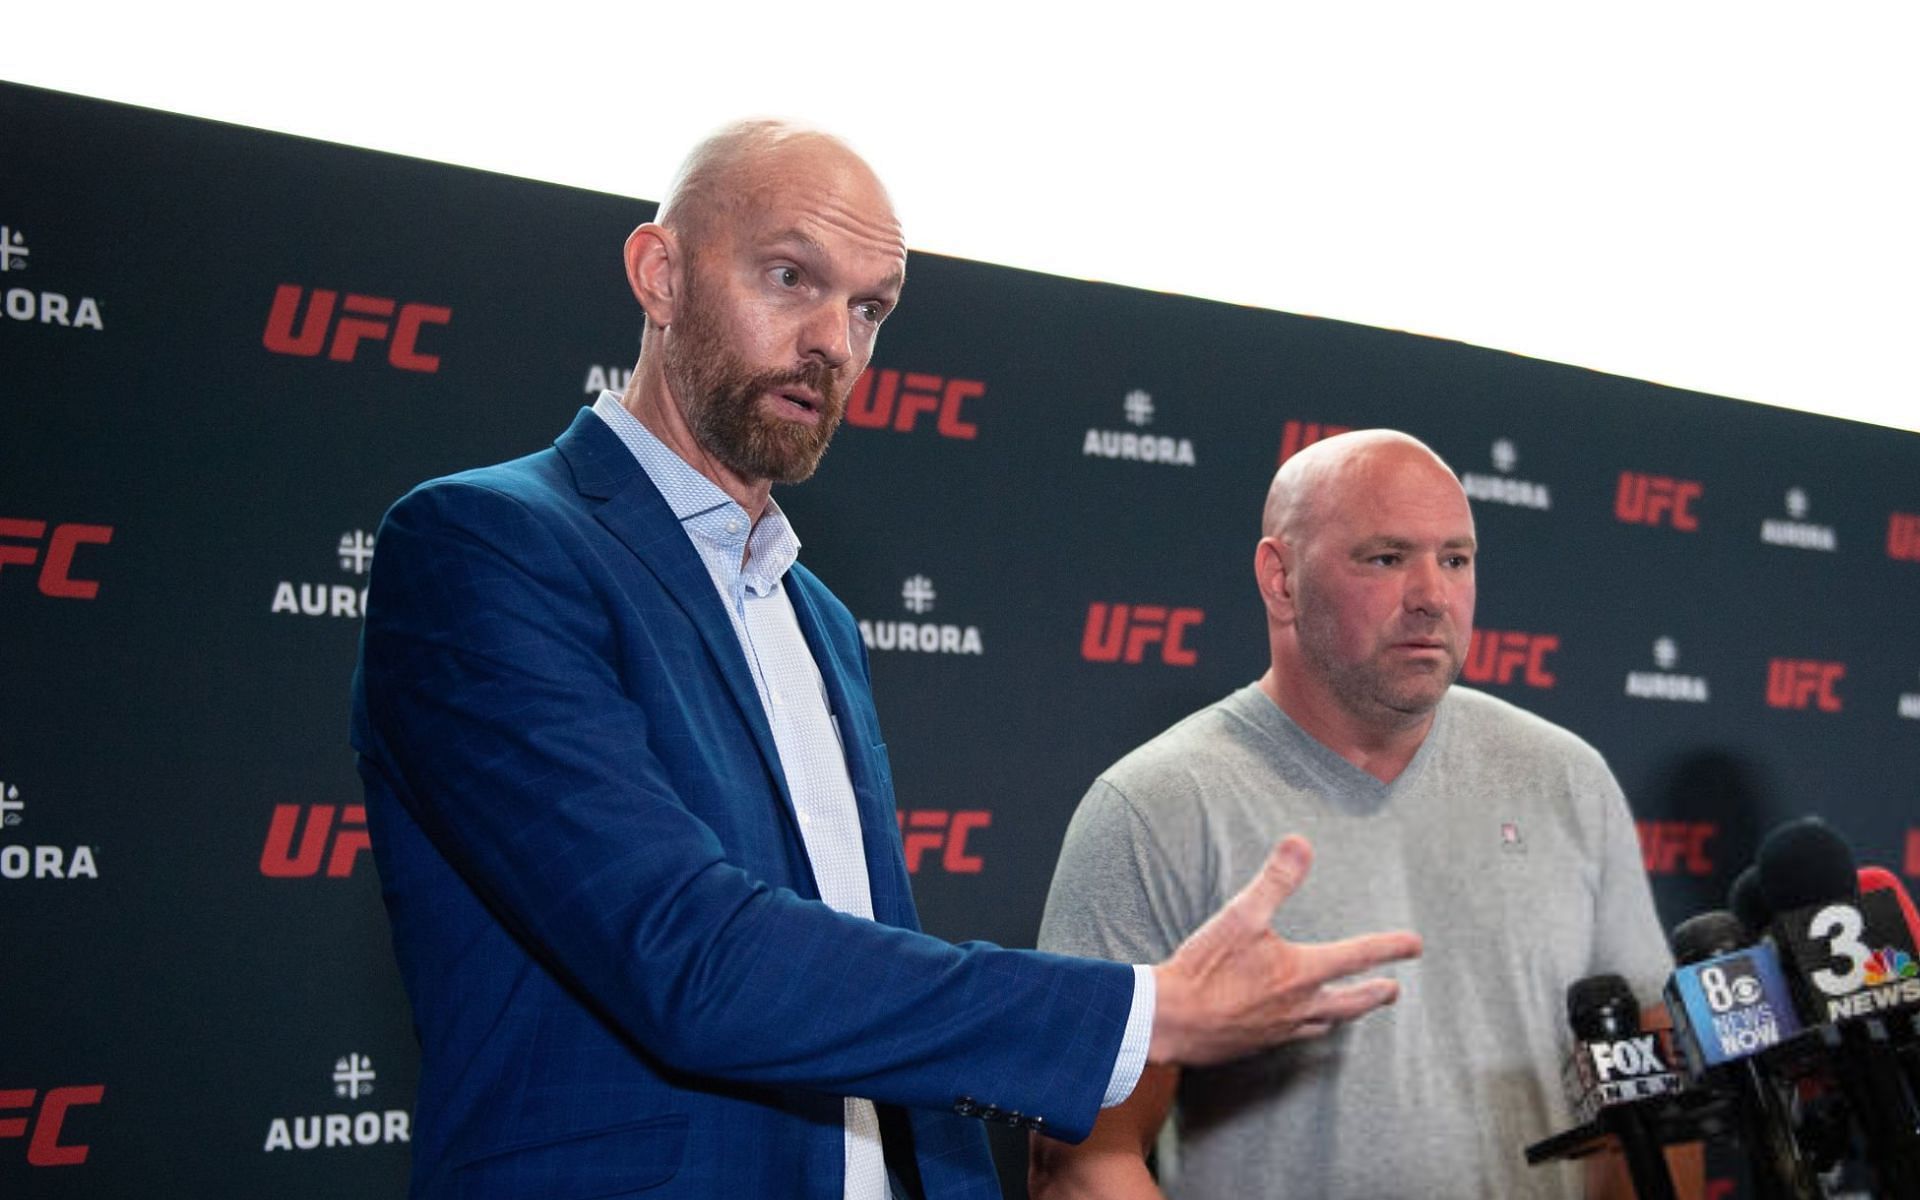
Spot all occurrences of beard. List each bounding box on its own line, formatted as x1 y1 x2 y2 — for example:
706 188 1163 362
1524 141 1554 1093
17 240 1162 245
661 269 848 485
1293 581 1463 721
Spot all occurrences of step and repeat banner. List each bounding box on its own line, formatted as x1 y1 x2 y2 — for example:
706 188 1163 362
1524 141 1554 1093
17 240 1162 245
5 81 1918 1197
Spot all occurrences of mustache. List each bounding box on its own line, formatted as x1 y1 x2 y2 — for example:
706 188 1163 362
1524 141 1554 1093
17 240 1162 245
744 360 842 407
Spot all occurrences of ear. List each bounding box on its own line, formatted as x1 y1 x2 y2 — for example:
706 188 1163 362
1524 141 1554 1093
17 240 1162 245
624 222 679 329
1255 536 1298 623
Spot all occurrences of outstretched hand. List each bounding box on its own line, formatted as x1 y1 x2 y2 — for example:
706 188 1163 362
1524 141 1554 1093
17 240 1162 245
1148 836 1423 1066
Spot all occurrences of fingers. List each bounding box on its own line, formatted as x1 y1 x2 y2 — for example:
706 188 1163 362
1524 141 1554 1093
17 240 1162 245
1302 976 1402 1028
1298 929 1424 985
1231 836 1313 925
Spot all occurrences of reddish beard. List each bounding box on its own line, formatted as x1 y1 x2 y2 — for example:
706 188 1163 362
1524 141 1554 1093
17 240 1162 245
662 271 849 484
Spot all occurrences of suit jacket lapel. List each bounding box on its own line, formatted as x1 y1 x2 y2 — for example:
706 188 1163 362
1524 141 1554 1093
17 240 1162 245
553 410 806 853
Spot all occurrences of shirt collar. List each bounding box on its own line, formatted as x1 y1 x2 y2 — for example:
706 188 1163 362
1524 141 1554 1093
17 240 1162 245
592 391 800 592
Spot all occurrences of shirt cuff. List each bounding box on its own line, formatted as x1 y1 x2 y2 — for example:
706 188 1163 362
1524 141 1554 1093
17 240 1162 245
1101 964 1156 1107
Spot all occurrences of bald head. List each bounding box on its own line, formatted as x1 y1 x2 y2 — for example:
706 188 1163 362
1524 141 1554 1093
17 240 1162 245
1252 429 1477 755
1262 429 1459 544
656 119 899 257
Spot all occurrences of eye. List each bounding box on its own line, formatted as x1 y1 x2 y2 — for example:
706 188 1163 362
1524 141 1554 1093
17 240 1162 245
770 266 801 288
1444 553 1473 569
854 300 888 325
1368 553 1402 567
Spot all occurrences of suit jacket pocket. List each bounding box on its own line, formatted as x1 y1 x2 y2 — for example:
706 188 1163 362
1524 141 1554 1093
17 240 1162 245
453 1114 688 1199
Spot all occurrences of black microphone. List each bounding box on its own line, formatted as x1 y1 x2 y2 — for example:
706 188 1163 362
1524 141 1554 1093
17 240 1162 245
1730 864 1771 939
1665 910 1821 1199
1758 817 1920 1198
1565 974 1681 1200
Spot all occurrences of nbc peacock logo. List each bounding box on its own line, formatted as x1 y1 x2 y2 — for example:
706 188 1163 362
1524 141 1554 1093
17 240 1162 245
1864 948 1919 987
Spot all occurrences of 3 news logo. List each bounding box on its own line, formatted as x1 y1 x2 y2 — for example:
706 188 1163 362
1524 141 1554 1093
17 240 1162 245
1459 438 1551 511
270 531 375 620
858 576 984 656
897 810 990 874
260 804 369 879
1 1084 105 1167
1889 512 1920 562
262 1055 410 1153
1765 658 1845 712
1624 637 1709 703
0 776 100 882
0 518 114 600
1081 603 1204 667
1780 892 1920 1021
262 284 451 373
1277 420 1352 465
1614 471 1703 531
1461 630 1558 689
1082 389 1197 467
1760 487 1836 552
0 222 107 333
846 367 986 440
1637 821 1716 877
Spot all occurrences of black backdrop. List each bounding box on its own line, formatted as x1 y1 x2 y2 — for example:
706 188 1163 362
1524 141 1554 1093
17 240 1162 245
5 81 1918 1198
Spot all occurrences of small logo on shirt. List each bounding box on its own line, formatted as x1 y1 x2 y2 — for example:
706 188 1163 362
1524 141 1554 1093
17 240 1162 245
1500 821 1526 853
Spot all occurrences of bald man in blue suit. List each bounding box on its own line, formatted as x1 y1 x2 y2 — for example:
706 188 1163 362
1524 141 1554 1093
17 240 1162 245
351 120 1421 1199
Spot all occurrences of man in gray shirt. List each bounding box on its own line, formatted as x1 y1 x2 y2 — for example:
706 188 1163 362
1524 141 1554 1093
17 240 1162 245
1031 430 1678 1199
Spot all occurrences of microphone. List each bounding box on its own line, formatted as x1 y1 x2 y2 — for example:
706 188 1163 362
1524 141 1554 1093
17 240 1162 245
1664 910 1821 1199
1758 818 1920 1198
1729 864 1771 939
1564 974 1682 1200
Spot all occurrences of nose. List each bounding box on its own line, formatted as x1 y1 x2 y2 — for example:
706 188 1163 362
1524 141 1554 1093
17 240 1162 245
1404 558 1451 617
799 300 852 370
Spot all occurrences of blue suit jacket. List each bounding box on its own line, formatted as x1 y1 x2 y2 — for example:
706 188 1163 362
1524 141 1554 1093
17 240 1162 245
350 409 1134 1199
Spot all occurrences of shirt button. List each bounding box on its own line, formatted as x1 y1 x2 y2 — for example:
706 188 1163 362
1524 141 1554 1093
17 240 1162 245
726 520 741 534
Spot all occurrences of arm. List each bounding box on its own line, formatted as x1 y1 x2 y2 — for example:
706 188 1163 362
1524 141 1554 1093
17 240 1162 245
1029 1065 1179 1200
356 480 1135 1131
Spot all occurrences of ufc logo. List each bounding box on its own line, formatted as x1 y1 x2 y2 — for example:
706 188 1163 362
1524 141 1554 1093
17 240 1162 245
1765 659 1845 711
259 805 369 878
1614 472 1702 530
1462 630 1558 688
1889 513 1920 562
1905 829 1919 878
897 810 989 874
1637 821 1716 876
262 284 451 373
0 1085 104 1167
1279 420 1353 465
847 369 986 439
1081 603 1204 666
0 519 113 599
